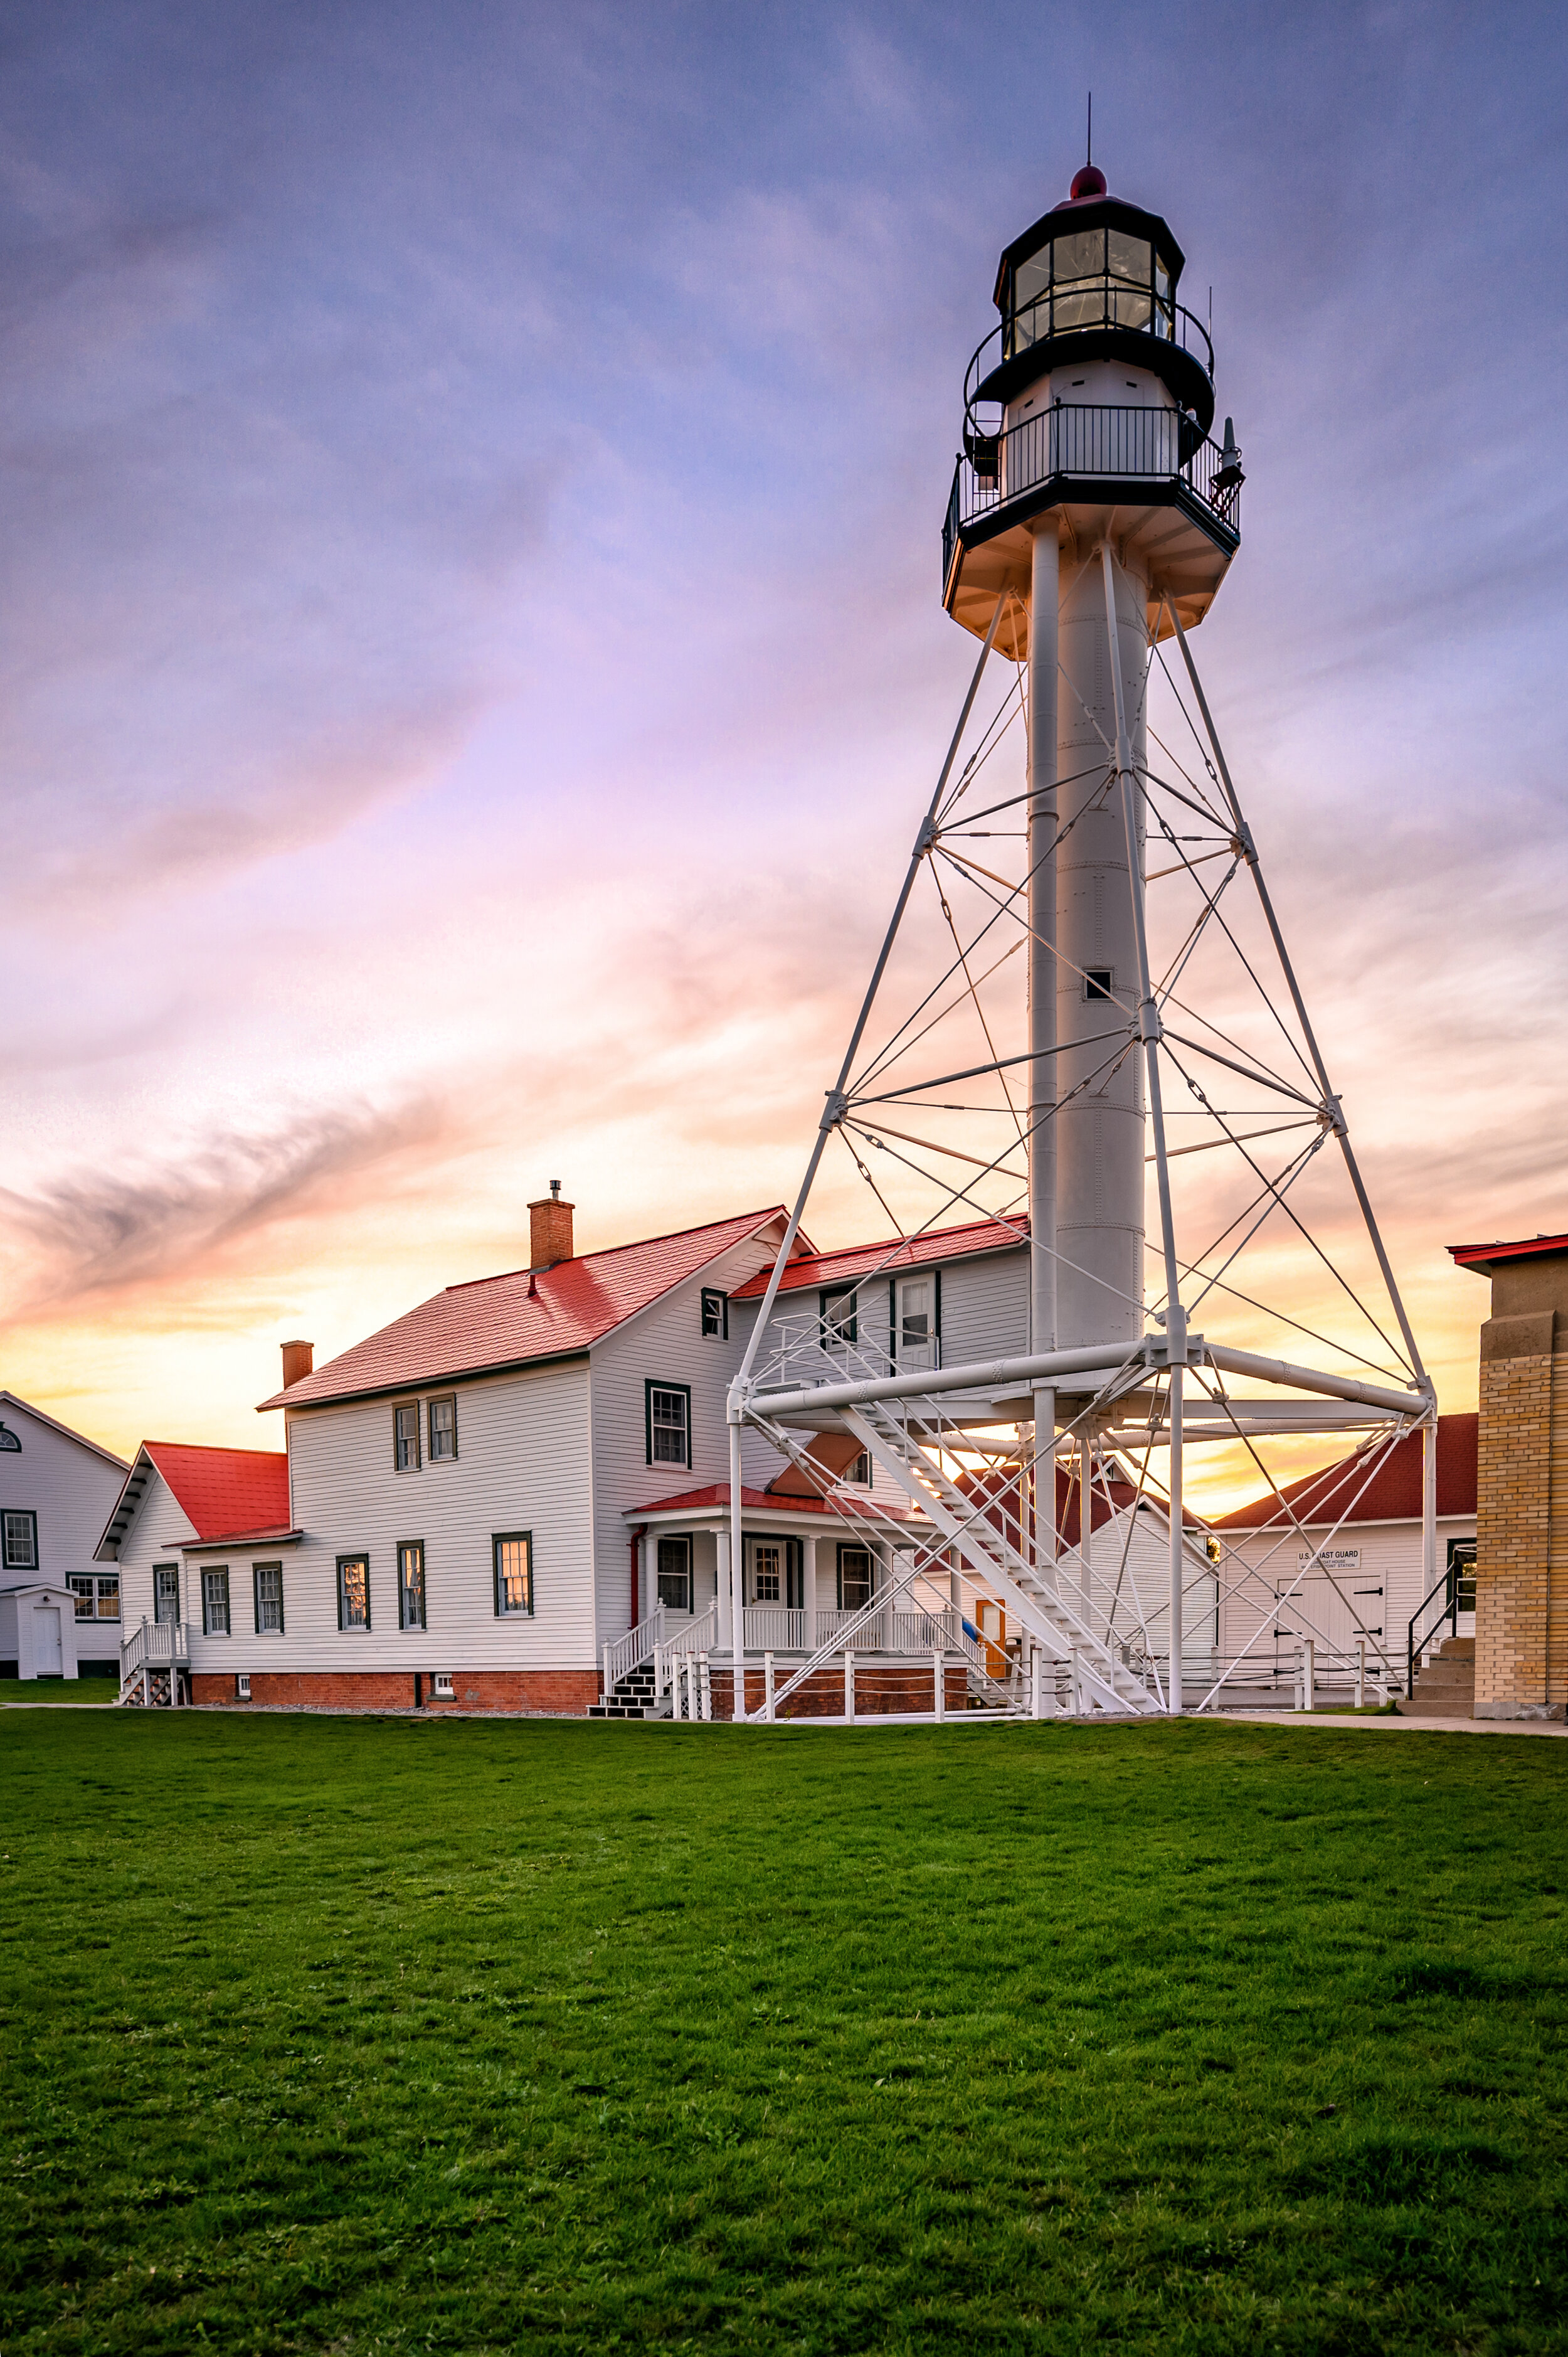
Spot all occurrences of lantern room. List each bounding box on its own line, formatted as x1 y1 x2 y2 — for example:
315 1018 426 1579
980 164 1214 439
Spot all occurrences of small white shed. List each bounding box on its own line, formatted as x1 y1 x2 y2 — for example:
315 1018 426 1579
0 1580 81 1681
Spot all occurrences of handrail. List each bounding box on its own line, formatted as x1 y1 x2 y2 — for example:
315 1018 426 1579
944 403 1241 593
963 294 1214 435
1407 1565 1459 1699
602 1604 665 1697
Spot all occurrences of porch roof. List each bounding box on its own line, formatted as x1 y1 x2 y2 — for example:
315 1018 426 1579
628 1482 921 1526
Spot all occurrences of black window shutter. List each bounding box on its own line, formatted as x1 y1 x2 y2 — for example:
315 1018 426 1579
252 1564 262 1636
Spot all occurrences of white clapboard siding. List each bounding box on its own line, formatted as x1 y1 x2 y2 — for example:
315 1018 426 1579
935 1246 1030 1366
112 1467 199 1630
0 1398 130 1665
588 1228 787 1653
1217 1518 1475 1678
240 1359 598 1673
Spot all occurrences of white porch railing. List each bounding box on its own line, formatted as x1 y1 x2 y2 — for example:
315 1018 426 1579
121 1617 190 1680
603 1605 665 1696
743 1605 806 1651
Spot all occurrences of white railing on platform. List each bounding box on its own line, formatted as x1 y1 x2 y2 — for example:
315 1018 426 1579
743 1605 806 1651
603 1605 665 1698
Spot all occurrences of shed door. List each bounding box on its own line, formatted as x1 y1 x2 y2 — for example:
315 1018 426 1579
33 1605 63 1676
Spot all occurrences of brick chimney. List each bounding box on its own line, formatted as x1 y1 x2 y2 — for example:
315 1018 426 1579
280 1339 314 1388
528 1182 575 1270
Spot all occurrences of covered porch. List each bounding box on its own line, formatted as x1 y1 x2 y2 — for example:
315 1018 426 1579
608 1482 1005 1720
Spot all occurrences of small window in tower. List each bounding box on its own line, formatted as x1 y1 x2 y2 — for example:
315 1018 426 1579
1085 969 1115 1001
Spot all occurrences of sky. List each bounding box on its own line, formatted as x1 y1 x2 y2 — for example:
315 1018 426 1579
3 0 1567 1479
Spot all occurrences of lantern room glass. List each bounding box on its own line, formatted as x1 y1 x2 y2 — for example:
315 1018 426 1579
1005 225 1176 359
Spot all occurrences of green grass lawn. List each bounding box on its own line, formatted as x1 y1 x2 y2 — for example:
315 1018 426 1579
0 1679 119 1707
2 1714 1565 2354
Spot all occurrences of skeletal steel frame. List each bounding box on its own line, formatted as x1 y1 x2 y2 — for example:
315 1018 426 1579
727 559 1434 1720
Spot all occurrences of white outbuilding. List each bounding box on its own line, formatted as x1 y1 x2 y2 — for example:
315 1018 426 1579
0 1393 129 1681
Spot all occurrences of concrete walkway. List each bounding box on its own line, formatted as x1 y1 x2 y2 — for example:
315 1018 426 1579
1224 1709 1566 1738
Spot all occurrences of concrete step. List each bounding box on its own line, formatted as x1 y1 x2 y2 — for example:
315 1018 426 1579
1402 1693 1475 1718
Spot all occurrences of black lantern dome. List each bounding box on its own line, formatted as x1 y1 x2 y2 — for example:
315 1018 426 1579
971 176 1214 441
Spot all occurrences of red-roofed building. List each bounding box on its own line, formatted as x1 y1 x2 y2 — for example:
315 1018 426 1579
1206 1413 1478 1696
95 1192 1047 1716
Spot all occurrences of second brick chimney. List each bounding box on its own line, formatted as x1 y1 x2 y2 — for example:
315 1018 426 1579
280 1339 315 1388
529 1182 575 1270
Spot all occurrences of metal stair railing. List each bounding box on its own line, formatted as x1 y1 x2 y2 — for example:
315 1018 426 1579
1407 1565 1461 1701
847 1402 1159 1715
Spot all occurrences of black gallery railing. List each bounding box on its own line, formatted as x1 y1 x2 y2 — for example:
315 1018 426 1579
942 403 1241 588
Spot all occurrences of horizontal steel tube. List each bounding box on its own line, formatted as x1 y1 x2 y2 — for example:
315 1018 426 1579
1201 1343 1426 1420
744 1339 1426 1425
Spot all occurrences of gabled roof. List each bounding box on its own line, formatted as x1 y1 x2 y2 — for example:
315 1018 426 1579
1449 1233 1568 1275
0 1391 129 1472
1211 1413 1476 1531
259 1208 790 1413
731 1215 1027 1301
95 1442 290 1561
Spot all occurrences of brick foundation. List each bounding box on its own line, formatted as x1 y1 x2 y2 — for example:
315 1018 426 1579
192 1669 601 1715
707 1660 969 1720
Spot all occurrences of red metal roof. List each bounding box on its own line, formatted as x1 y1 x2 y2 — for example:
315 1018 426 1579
1449 1233 1568 1272
143 1444 291 1541
258 1209 788 1413
731 1214 1027 1300
1210 1413 1476 1530
628 1482 918 1523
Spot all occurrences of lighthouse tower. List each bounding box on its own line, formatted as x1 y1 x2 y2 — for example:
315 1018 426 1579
943 160 1241 1436
729 154 1429 1727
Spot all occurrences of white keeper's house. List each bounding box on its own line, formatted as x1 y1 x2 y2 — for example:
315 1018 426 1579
98 1190 1057 1716
0 1393 129 1681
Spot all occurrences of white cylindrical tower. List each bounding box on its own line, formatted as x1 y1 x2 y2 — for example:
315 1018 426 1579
942 159 1241 1360
1053 536 1148 1348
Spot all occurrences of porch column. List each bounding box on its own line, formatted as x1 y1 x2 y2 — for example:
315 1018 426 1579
717 1532 733 1654
800 1535 817 1651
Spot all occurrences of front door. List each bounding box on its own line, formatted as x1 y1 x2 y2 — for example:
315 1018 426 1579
33 1605 63 1676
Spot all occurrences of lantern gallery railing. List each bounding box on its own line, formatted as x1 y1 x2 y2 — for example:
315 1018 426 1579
966 290 1215 413
942 402 1241 590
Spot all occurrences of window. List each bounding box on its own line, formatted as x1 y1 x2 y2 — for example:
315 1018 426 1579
253 1562 285 1634
393 1402 421 1471
337 1554 370 1631
894 1273 938 1372
701 1287 729 1339
1449 1538 1477 1615
235 1674 252 1701
845 1452 872 1487
837 1546 874 1610
1085 968 1115 1001
820 1286 858 1349
68 1575 120 1622
646 1381 691 1469
398 1540 426 1631
202 1567 231 1637
3 1509 38 1571
493 1532 532 1617
432 1673 455 1700
428 1395 457 1462
154 1564 180 1625
0 1420 19 1452
753 1544 783 1604
656 1535 692 1612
